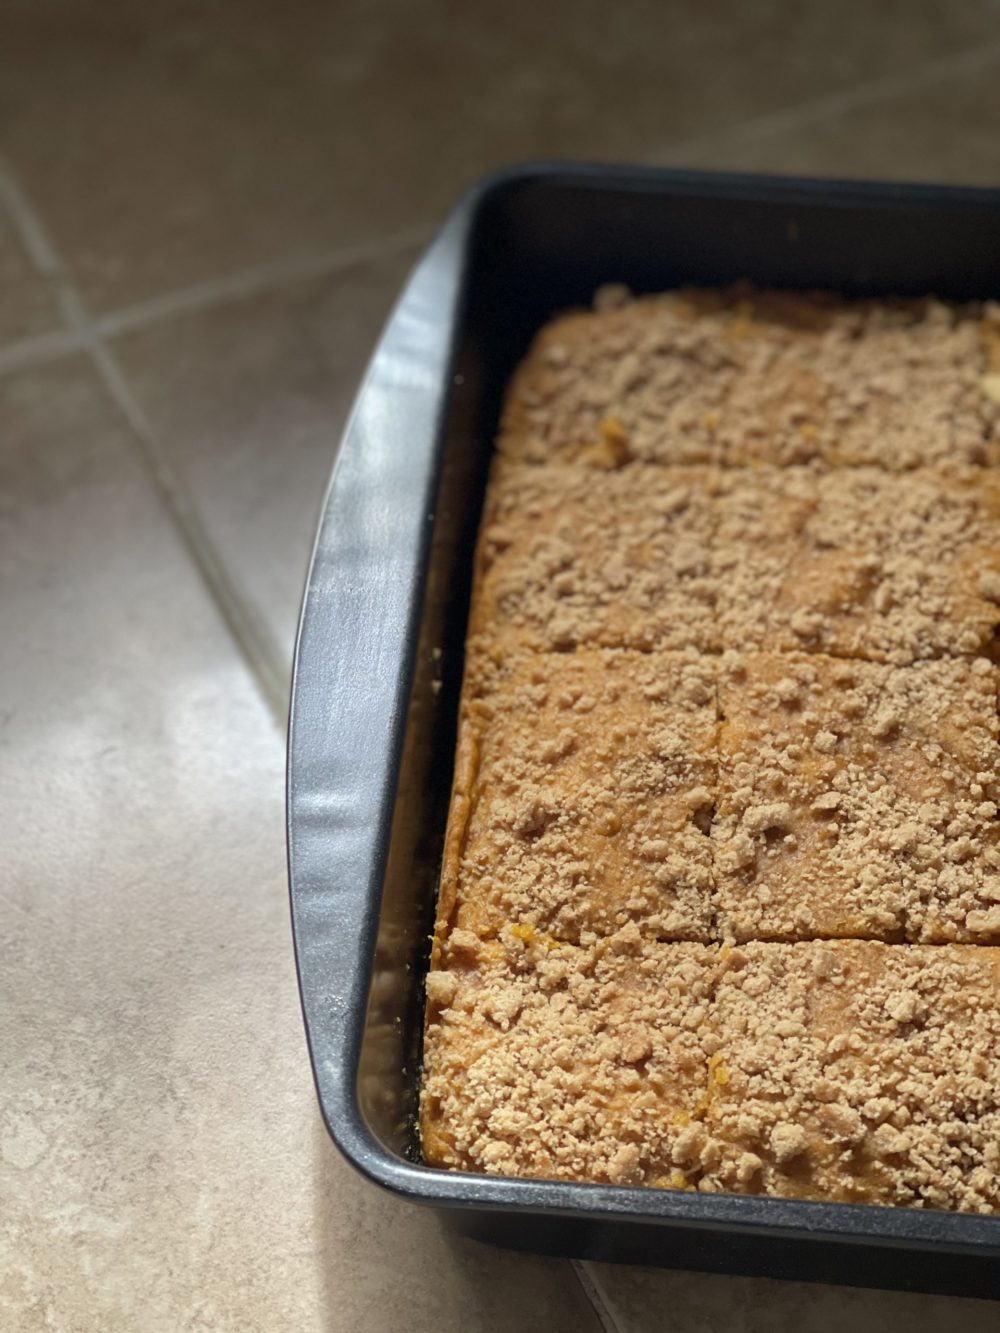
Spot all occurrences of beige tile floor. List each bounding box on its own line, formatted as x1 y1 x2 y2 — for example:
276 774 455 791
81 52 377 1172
2 2 1000 1328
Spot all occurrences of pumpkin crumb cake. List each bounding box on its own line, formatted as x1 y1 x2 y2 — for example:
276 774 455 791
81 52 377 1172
472 461 718 654
713 652 1000 944
713 466 1000 664
437 645 717 945
420 284 1000 1213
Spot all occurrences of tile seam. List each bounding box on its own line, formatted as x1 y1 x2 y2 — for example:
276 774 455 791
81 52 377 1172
571 1260 627 1333
3 38 1000 377
0 223 432 378
94 223 433 341
647 36 1000 166
0 155 289 728
0 324 85 375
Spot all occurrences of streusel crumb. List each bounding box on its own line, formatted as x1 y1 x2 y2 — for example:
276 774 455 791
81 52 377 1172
703 942 1000 1211
435 646 717 951
499 286 1000 472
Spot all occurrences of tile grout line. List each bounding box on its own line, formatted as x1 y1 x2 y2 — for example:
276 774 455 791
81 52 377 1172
572 1260 626 1333
0 223 433 378
95 222 434 340
0 158 289 729
3 35 1000 383
647 35 1000 167
2 31 999 723
0 324 84 376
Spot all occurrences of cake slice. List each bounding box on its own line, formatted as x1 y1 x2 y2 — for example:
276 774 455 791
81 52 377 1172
714 466 1000 664
713 652 1000 943
435 645 717 949
471 460 718 655
421 931 719 1187
702 942 1000 1213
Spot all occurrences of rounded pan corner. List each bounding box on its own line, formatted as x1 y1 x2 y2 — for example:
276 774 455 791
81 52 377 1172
329 1092 1000 1263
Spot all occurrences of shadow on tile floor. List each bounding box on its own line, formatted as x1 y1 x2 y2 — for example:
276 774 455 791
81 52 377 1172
586 1257 1000 1333
312 1119 602 1333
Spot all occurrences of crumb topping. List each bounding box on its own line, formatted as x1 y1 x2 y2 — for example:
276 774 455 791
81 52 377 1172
499 286 1000 473
421 284 1000 1216
473 460 718 654
714 653 1000 944
437 647 718 949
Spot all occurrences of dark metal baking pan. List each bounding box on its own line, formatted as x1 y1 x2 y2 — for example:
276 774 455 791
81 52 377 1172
287 163 1000 1299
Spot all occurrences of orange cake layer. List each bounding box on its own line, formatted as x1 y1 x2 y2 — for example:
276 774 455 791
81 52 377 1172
434 645 717 950
713 653 1000 943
